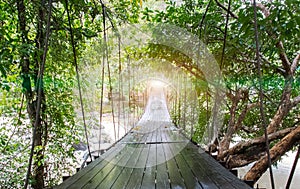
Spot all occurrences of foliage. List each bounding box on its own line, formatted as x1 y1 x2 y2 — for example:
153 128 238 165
1 0 299 187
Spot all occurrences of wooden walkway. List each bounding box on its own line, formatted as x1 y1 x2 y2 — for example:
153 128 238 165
55 87 251 189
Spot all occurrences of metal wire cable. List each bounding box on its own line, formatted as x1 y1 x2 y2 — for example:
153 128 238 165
24 0 52 188
253 0 275 188
220 0 231 69
65 0 93 162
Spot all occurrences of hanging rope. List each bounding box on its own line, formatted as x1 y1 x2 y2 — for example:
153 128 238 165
99 0 117 142
183 74 187 131
98 32 105 156
286 145 300 189
117 35 122 139
100 5 138 132
65 0 92 162
127 55 133 128
2 94 24 153
177 74 182 127
24 0 52 188
253 0 275 188
198 0 212 38
220 0 231 69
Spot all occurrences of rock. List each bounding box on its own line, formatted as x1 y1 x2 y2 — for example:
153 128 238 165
72 141 87 151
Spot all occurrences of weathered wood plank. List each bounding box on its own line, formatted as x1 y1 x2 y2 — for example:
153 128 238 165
140 166 156 189
163 143 186 188
55 144 125 189
81 145 132 189
140 142 157 189
110 143 145 189
195 148 247 189
183 144 251 189
180 145 220 189
95 144 138 188
124 132 154 188
169 144 203 189
156 129 170 189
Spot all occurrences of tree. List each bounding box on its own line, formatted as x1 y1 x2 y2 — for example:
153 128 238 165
145 0 300 183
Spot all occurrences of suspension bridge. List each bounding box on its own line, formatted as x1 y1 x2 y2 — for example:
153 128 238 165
55 85 252 189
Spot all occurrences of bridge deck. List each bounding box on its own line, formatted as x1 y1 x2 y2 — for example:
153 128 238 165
55 87 251 189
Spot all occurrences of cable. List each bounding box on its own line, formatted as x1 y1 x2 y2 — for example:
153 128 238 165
2 94 24 153
100 0 117 142
117 35 121 139
65 0 92 162
24 0 52 188
253 0 275 188
286 145 300 189
220 0 231 69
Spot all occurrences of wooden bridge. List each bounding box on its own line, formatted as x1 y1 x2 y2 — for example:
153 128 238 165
55 87 251 189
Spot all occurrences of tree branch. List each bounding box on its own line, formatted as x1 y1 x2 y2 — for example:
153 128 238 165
259 53 286 76
291 53 300 74
244 125 300 182
292 95 300 107
276 41 291 75
234 102 259 130
214 0 238 19
221 126 298 159
198 0 212 37
255 2 270 17
254 2 292 77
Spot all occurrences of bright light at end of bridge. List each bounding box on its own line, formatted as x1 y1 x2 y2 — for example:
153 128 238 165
149 80 166 88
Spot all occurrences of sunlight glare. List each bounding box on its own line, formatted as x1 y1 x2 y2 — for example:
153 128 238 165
149 80 166 88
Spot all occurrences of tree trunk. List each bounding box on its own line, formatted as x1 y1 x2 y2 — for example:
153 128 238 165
222 126 297 160
223 126 297 168
31 0 48 188
244 125 300 182
266 81 292 134
218 89 251 158
17 0 46 188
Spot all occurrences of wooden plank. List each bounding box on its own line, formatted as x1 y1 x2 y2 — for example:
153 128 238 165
88 126 152 189
140 143 156 189
169 143 203 189
156 143 171 189
80 145 132 189
183 143 251 189
55 143 125 189
140 166 156 189
166 155 185 188
95 144 137 188
110 167 133 189
195 148 250 189
162 135 186 189
123 168 144 189
124 131 154 188
110 142 145 189
180 145 219 189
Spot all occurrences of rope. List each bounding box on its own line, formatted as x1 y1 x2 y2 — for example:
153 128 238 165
253 0 275 188
198 0 212 38
117 35 121 139
97 34 105 156
127 55 132 128
100 0 117 142
177 74 181 127
2 94 24 153
286 145 300 189
65 0 92 162
220 0 231 69
183 75 187 131
24 0 52 188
